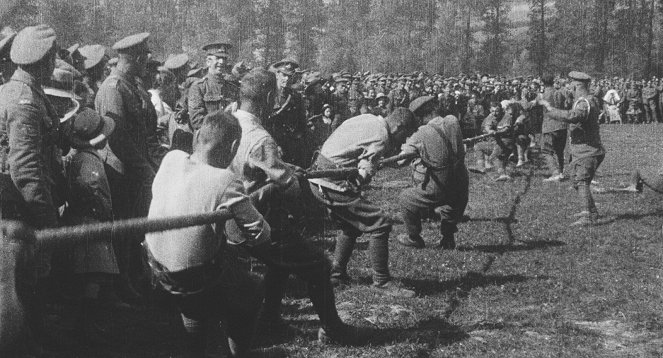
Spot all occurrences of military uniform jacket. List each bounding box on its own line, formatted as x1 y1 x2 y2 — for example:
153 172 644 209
643 86 658 101
0 68 63 228
401 116 467 191
387 89 409 111
548 94 605 159
187 74 239 131
330 92 351 125
95 68 163 182
267 87 307 143
541 86 568 133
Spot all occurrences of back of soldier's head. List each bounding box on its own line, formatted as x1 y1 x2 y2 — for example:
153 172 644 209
542 75 554 87
194 110 242 167
240 68 276 103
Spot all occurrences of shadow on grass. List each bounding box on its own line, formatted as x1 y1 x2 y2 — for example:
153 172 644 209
458 239 566 253
594 209 663 226
402 271 545 297
370 317 469 347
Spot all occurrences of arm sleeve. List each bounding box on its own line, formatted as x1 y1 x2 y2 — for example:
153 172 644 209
96 83 153 180
187 82 206 131
357 137 387 177
8 103 58 228
547 99 589 124
248 137 295 188
222 179 270 247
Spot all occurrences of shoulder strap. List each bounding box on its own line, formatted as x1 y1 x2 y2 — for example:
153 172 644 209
428 122 456 168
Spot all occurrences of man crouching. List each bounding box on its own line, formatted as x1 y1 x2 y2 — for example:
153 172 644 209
144 111 268 358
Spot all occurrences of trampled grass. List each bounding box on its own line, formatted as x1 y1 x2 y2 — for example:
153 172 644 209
50 124 663 357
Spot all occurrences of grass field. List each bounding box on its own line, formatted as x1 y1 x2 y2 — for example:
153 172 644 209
49 124 663 357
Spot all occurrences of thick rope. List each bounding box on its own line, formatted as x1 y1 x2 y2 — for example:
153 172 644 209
35 209 232 249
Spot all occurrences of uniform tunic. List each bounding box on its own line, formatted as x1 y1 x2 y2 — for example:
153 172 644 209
266 87 308 167
308 113 393 283
95 67 167 219
547 94 605 185
230 109 295 194
187 74 239 131
0 68 63 228
398 116 469 237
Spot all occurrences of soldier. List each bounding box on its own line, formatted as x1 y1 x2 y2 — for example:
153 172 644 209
626 81 642 124
0 25 62 230
0 31 16 84
538 71 605 226
95 32 167 299
330 76 351 130
396 96 469 250
642 80 659 124
303 71 328 118
387 77 410 112
347 74 365 117
187 41 239 131
77 44 109 108
230 68 367 345
373 92 390 117
308 108 418 297
0 24 68 351
540 74 569 182
267 59 308 167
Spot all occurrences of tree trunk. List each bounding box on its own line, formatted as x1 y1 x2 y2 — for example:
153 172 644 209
644 0 655 77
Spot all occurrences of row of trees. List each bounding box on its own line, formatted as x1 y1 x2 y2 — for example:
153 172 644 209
1 0 662 78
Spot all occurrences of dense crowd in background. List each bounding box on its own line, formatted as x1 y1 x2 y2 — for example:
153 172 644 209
0 24 657 357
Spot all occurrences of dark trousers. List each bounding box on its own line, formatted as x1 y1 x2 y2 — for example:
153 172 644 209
644 99 659 123
399 169 469 239
541 130 568 175
309 183 392 284
175 270 260 358
248 183 343 330
246 231 342 330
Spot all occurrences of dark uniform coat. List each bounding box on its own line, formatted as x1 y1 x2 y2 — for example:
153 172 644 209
267 87 308 167
0 68 64 228
187 74 239 131
95 67 164 218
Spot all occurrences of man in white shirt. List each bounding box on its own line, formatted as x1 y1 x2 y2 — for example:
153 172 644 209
145 110 268 358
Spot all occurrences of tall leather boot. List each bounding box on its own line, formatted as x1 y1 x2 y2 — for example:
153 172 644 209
331 234 356 285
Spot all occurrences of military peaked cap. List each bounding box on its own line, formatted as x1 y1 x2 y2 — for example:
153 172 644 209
11 25 57 65
164 53 189 70
271 59 299 75
78 44 107 70
202 42 232 58
112 32 150 53
568 71 591 82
